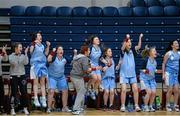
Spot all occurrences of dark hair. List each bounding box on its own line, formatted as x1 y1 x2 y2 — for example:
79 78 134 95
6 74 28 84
84 35 99 46
141 45 156 58
165 40 178 52
80 45 89 54
30 32 42 42
102 48 111 58
12 42 22 52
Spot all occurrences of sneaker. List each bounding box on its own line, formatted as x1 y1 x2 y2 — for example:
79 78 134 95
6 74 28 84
80 108 84 112
34 98 41 107
11 109 16 115
103 105 108 111
166 104 172 112
62 107 72 112
23 108 29 115
90 90 96 100
109 105 114 111
135 106 141 112
72 110 81 115
41 97 47 108
149 106 155 112
174 105 180 112
143 105 149 112
120 106 126 112
47 108 51 113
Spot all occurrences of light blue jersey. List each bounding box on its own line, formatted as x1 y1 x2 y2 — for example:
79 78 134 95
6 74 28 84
30 43 48 78
120 49 136 78
166 51 180 73
48 57 66 79
102 58 115 78
140 57 157 81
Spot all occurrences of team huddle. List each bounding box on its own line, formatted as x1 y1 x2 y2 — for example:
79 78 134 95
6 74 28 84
0 32 179 115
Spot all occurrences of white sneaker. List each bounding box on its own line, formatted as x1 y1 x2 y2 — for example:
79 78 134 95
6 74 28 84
72 110 81 115
46 108 51 113
41 97 47 108
23 108 29 115
166 104 172 112
149 106 155 112
135 105 141 112
62 107 72 112
120 106 126 112
34 98 41 107
11 109 16 115
174 105 180 112
80 108 84 112
144 105 149 112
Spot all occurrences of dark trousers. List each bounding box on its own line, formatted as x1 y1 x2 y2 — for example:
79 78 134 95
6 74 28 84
10 75 28 108
0 76 4 108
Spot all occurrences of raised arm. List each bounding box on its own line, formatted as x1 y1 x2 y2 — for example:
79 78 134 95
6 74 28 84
135 33 143 51
45 41 51 56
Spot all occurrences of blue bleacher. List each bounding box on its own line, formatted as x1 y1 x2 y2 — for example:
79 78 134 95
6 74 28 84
10 4 180 82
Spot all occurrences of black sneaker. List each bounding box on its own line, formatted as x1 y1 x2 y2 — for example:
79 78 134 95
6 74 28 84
109 105 114 111
103 105 108 111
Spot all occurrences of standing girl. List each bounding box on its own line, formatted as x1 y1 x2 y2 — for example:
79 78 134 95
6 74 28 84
47 46 71 113
70 45 92 115
162 40 180 112
0 45 8 113
30 32 50 108
9 43 29 115
101 48 115 111
140 45 158 112
116 33 143 112
85 35 103 100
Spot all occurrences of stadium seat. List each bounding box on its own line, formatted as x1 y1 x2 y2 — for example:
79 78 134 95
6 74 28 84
10 5 26 16
103 6 118 17
176 0 180 7
131 0 145 7
133 7 148 16
144 0 160 6
41 6 56 16
87 6 102 17
160 0 176 6
25 6 41 16
118 7 133 16
72 6 87 16
148 6 164 16
56 6 72 16
164 6 180 16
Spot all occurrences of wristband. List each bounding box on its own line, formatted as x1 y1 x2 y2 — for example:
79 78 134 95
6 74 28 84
50 51 56 56
91 67 96 71
145 69 150 74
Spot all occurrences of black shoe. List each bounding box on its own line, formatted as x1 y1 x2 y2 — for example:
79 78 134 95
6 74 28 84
103 105 108 111
109 105 114 111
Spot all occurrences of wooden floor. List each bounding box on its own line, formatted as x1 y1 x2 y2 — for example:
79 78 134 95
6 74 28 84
15 109 180 115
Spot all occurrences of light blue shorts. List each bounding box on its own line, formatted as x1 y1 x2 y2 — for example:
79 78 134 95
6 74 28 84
102 77 115 91
165 71 179 87
141 79 156 90
48 75 68 91
120 76 137 84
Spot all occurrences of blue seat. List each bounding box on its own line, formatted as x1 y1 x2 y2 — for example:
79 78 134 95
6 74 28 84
144 0 160 6
11 5 26 16
131 0 145 7
133 7 148 16
87 6 102 17
72 6 87 16
164 6 180 16
103 6 118 17
160 0 176 6
25 6 41 16
176 0 180 7
41 6 56 16
118 7 133 16
0 8 10 16
148 6 164 16
56 6 72 16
